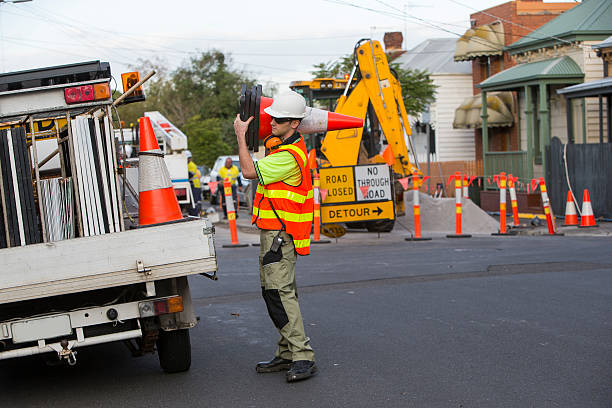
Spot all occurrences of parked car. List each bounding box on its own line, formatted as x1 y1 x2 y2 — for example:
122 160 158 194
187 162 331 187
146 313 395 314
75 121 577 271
205 155 249 206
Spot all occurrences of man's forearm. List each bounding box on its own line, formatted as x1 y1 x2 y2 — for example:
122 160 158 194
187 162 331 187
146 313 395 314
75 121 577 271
237 133 257 179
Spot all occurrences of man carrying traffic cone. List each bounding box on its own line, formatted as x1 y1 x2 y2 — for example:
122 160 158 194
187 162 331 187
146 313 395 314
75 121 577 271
233 91 317 383
138 117 183 226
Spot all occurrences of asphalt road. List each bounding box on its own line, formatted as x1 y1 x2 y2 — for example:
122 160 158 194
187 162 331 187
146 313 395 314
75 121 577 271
2 232 611 408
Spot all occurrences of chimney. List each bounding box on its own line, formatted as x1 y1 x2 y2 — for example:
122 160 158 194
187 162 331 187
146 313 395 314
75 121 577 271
383 32 403 51
383 31 405 61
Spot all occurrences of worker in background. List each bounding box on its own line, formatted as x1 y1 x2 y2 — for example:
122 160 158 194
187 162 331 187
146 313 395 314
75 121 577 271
217 157 241 219
233 91 317 383
186 150 201 216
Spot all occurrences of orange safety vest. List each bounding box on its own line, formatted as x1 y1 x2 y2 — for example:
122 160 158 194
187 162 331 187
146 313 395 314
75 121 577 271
252 136 313 255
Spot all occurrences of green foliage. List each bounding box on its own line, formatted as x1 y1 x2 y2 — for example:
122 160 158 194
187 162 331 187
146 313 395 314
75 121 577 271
115 50 263 165
182 116 232 168
390 63 437 117
310 55 437 117
310 55 354 78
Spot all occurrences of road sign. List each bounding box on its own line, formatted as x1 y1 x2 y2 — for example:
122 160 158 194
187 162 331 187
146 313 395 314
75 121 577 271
321 200 395 223
319 166 355 203
354 164 392 201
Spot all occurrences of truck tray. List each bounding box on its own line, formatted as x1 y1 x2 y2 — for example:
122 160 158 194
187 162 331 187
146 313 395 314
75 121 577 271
0 218 216 304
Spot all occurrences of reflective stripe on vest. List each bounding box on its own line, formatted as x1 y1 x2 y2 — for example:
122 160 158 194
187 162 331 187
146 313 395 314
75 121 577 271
256 184 313 204
252 136 313 255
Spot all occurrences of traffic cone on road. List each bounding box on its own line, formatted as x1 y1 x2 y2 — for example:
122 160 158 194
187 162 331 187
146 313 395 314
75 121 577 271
579 189 598 228
138 117 183 226
562 191 579 226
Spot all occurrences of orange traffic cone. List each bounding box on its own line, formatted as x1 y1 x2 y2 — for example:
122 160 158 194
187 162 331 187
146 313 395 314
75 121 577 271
579 189 597 228
562 191 579 226
222 178 248 248
138 117 183 226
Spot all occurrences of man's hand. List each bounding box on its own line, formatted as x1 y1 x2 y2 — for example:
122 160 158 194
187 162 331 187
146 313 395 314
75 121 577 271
234 115 254 140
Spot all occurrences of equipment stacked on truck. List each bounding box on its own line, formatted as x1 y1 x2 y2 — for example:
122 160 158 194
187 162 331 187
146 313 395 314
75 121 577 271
0 61 217 372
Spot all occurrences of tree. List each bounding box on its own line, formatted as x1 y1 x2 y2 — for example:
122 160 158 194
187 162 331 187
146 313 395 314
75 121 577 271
114 50 263 165
182 116 232 168
390 63 436 117
310 55 354 78
310 55 436 117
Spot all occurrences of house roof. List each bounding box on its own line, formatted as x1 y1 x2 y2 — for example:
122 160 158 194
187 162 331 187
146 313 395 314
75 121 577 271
395 38 471 75
478 56 584 91
593 35 612 50
557 77 612 98
506 0 612 54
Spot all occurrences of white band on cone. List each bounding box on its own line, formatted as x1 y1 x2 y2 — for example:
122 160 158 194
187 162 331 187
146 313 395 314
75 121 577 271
297 107 327 134
139 148 173 192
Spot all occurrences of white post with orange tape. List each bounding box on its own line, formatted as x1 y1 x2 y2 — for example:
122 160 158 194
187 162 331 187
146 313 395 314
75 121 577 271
222 177 248 248
462 175 469 201
492 172 514 236
406 175 431 241
312 173 330 244
447 171 471 238
538 177 562 236
508 173 520 227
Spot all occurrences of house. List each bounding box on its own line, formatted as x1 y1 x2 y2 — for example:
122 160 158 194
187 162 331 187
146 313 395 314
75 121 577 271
477 0 612 216
394 38 473 163
451 0 577 183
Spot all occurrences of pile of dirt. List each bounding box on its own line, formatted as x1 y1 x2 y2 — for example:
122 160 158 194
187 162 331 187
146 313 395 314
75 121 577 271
402 192 499 235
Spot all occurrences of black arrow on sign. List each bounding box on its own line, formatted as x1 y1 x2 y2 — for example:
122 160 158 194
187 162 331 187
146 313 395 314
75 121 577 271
373 206 383 216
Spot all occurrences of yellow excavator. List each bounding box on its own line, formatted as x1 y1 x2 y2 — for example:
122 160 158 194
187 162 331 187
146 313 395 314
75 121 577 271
290 39 420 232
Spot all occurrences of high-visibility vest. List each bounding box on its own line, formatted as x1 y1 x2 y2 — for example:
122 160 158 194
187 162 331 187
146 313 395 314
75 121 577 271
252 136 313 255
219 165 239 186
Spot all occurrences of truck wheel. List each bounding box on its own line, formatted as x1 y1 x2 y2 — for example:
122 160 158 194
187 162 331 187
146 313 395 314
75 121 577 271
210 192 218 205
366 219 395 233
157 329 191 373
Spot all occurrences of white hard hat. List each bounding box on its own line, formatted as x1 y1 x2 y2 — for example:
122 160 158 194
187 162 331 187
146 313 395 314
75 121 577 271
184 150 192 158
264 91 307 119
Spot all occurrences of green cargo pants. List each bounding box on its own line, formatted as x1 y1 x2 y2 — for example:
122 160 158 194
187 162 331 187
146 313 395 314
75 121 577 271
259 230 315 362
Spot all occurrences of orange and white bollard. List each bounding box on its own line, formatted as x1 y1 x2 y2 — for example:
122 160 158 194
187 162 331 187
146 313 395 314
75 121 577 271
406 175 432 241
562 191 579 226
462 175 469 201
312 173 330 244
579 189 598 228
222 177 248 248
492 172 514 236
447 171 471 238
508 174 520 227
538 177 562 236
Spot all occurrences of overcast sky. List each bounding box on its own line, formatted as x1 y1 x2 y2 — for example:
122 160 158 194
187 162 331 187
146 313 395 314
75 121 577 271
0 0 577 94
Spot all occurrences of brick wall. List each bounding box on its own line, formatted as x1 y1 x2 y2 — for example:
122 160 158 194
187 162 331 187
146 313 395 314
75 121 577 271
468 1 575 160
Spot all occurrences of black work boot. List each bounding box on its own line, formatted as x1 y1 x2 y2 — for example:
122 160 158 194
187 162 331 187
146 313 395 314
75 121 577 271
255 357 292 373
286 360 317 382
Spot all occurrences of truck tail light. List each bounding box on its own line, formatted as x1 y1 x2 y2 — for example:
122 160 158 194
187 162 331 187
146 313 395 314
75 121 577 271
94 83 111 100
174 188 187 199
139 296 183 318
64 83 111 104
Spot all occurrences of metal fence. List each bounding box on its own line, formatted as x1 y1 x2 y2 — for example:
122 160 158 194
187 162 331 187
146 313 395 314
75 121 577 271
546 137 612 219
484 151 530 182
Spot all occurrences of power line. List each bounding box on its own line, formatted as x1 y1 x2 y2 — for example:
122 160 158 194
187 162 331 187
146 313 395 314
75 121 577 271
444 0 580 48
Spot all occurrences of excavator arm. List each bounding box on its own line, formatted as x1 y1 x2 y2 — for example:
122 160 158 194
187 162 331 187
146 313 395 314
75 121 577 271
321 39 420 178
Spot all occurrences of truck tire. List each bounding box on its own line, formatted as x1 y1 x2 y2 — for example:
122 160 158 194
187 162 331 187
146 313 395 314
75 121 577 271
366 219 395 232
157 329 191 373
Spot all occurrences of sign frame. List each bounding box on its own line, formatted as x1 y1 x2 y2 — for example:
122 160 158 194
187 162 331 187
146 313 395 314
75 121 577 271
319 163 396 224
